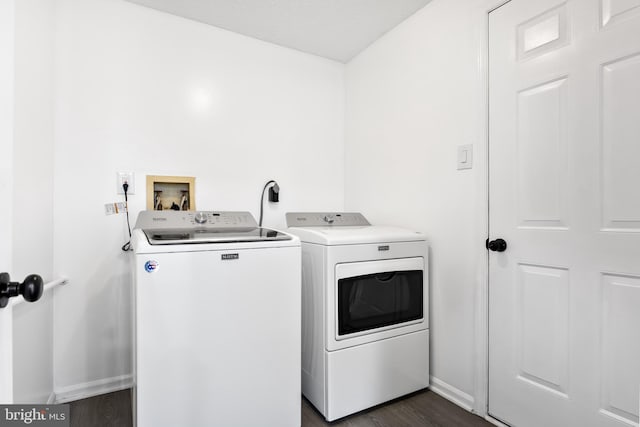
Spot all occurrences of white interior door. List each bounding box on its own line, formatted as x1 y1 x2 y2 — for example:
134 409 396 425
0 0 15 404
489 0 640 426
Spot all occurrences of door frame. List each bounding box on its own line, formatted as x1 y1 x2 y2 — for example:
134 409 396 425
471 0 511 423
0 0 15 404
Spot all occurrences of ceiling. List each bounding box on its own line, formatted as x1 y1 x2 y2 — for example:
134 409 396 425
125 0 432 63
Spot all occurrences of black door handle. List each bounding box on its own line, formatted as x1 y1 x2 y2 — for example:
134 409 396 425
486 238 507 252
0 273 44 308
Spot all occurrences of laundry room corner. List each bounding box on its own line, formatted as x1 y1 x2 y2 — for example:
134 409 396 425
344 0 501 416
45 0 347 400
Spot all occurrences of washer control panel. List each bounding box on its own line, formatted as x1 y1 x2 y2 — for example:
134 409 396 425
286 212 370 227
135 211 258 230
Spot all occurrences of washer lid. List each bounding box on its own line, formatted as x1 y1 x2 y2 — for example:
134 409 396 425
143 227 291 245
134 210 292 245
287 225 425 245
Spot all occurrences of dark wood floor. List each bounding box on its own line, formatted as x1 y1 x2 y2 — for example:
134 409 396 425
301 391 491 427
70 388 491 427
69 389 133 427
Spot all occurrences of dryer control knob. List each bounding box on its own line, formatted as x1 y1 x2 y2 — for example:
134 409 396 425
323 215 335 224
194 212 208 224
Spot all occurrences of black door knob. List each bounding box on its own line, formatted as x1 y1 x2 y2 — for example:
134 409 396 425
20 274 44 302
486 238 507 252
0 273 44 308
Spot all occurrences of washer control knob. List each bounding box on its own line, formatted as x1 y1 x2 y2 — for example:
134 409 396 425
194 212 208 224
323 214 335 224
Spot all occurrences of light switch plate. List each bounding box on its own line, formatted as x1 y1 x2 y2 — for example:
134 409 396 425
457 145 473 170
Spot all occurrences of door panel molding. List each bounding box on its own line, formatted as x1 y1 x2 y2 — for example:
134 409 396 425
516 77 569 230
600 52 640 232
600 273 640 425
601 0 640 28
516 263 569 397
517 3 569 61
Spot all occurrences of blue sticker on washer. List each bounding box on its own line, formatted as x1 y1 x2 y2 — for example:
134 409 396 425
144 260 159 273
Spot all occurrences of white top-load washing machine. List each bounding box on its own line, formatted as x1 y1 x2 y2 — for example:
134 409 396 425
132 211 300 427
286 212 429 421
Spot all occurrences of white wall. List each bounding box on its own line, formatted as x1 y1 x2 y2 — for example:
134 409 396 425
51 0 345 396
13 0 55 281
345 0 490 411
13 293 54 403
11 0 56 403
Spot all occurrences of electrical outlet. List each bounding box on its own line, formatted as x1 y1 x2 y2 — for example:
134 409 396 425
117 172 135 194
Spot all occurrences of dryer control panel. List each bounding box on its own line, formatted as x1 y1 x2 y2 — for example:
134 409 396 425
286 212 370 227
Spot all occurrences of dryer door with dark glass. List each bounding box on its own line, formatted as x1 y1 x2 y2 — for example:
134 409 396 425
334 257 426 347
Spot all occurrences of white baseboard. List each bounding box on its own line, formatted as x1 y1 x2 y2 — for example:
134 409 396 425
46 392 56 405
429 376 475 412
54 374 133 404
485 415 511 427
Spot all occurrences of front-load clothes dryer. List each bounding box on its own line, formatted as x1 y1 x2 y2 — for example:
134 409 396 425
286 212 429 422
132 211 300 427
